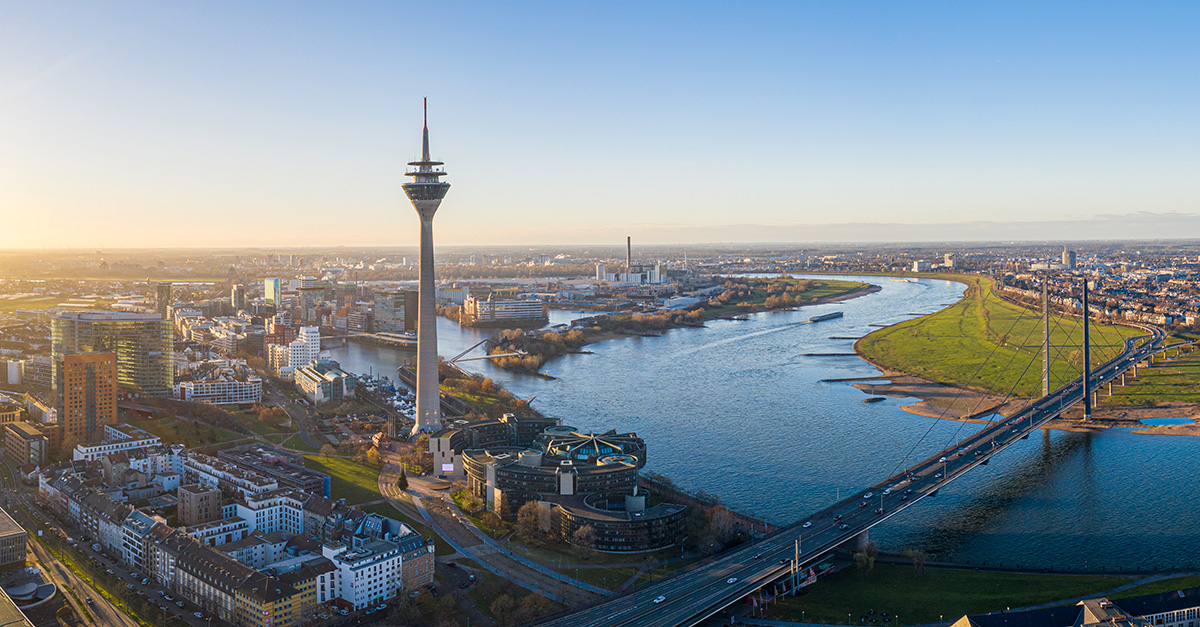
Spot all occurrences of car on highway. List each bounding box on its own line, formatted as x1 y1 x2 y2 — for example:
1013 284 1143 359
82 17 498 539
939 457 946 462
653 596 667 604
863 492 873 498
835 514 843 520
882 488 890 495
726 577 738 584
874 509 883 515
859 501 867 508
839 523 849 530
802 521 812 528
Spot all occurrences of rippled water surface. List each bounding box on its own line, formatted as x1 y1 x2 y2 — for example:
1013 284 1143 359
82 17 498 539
326 275 1200 569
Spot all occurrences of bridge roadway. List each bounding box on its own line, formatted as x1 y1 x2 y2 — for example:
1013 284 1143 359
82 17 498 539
541 325 1167 627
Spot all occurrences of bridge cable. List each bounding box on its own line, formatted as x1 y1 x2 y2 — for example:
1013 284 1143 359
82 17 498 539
885 288 1039 478
943 303 1049 446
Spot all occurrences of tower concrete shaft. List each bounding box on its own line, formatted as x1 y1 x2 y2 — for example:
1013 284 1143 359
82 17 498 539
1082 279 1091 420
403 99 450 436
1042 279 1050 397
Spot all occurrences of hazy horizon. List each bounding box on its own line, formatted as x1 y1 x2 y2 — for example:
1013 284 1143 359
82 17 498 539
5 2 1200 248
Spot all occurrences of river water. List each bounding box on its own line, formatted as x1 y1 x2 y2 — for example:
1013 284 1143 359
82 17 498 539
326 275 1200 571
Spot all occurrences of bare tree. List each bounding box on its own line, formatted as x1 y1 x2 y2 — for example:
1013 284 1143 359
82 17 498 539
572 525 597 557
490 594 515 627
516 501 540 539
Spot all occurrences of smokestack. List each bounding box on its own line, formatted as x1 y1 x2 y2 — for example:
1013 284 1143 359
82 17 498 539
626 236 631 270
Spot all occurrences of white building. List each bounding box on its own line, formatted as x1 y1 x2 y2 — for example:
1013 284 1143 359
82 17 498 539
74 424 163 462
184 516 252 547
183 452 278 498
232 490 305 536
288 327 321 376
322 540 405 611
176 378 262 406
121 510 163 570
461 297 547 326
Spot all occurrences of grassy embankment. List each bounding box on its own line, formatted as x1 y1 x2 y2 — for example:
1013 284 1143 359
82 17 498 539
857 276 1142 398
1100 331 1200 407
767 564 1130 624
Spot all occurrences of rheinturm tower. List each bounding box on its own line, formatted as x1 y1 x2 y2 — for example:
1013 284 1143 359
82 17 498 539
403 99 450 436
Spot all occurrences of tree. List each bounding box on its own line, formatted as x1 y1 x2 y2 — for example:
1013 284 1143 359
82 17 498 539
320 444 335 458
910 549 927 575
707 506 738 546
490 594 515 627
366 447 381 466
517 501 540 539
571 525 596 557
257 405 289 429
396 467 408 490
537 503 558 535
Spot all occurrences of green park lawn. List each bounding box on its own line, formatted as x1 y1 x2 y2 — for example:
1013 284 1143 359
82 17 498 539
767 564 1129 624
302 455 384 505
136 415 245 447
857 276 1143 397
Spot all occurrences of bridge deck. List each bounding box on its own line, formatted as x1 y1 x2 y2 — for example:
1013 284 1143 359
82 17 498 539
541 325 1166 627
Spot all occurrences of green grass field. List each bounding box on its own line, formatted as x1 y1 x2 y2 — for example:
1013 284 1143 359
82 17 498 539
301 455 384 505
136 415 245 447
1102 334 1200 406
1109 575 1200 599
768 564 1129 624
858 276 1143 397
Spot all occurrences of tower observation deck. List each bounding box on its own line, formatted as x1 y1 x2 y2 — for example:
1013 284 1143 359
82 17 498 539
403 98 450 436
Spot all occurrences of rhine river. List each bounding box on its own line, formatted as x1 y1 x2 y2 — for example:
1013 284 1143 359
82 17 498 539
326 275 1200 571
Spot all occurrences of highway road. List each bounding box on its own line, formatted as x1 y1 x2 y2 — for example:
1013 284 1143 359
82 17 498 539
541 325 1167 627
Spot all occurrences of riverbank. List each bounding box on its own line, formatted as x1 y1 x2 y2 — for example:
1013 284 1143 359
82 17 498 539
855 275 1140 398
853 370 1200 435
491 278 878 374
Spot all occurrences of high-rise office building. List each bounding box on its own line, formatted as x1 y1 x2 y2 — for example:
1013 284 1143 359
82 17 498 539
155 282 172 319
402 99 450 436
230 284 246 312
374 290 418 333
1062 248 1077 270
57 352 118 443
264 278 282 306
51 311 174 397
298 287 323 325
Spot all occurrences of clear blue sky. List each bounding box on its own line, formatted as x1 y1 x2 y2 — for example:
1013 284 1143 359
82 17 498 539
3 1 1199 247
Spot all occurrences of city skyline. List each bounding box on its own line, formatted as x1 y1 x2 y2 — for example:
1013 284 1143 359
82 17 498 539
5 2 1200 248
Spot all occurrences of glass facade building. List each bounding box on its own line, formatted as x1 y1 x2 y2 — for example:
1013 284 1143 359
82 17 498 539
51 311 174 397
